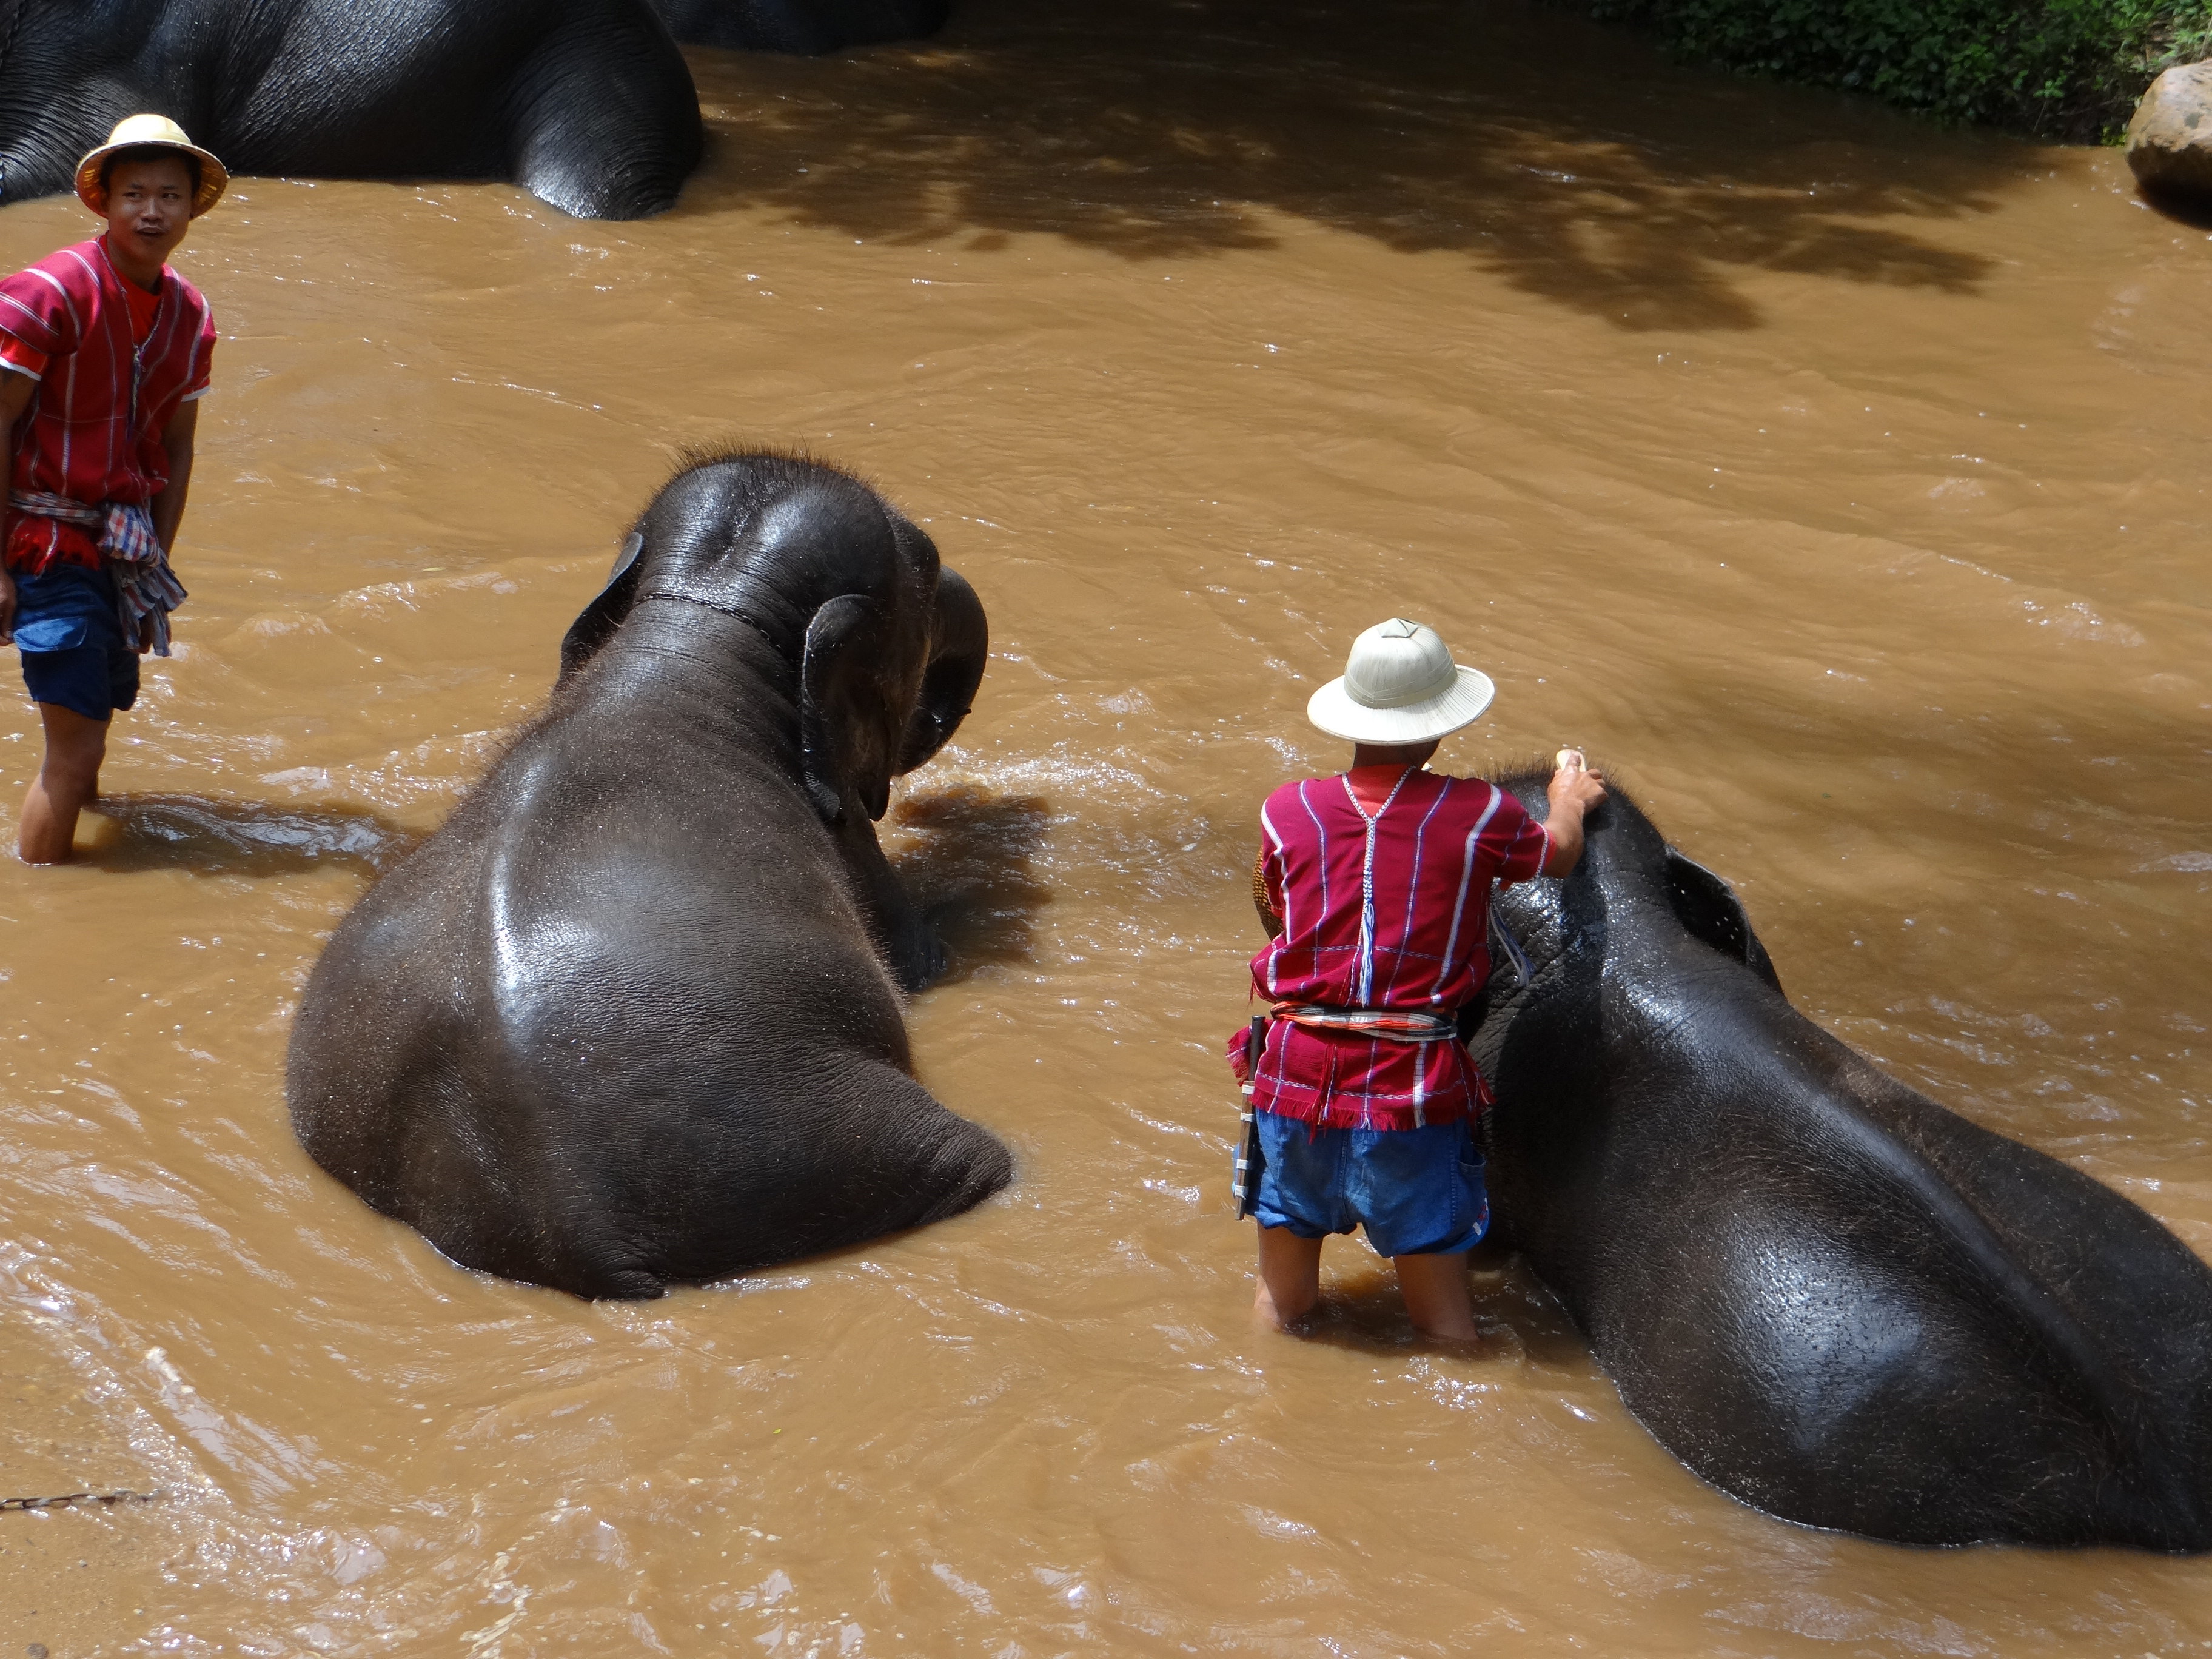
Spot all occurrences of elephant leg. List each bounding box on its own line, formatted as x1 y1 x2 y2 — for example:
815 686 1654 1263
636 1061 1013 1285
342 1067 674 1301
551 1250 668 1301
768 1065 1012 1259
1 115 115 209
837 808 945 991
440 1167 671 1301
506 23 703 220
859 1071 1014 1236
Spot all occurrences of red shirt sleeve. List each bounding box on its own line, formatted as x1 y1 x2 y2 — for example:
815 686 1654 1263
0 330 47 379
1492 791 1552 886
0 260 82 363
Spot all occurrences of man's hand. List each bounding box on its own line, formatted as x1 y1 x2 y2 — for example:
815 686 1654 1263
0 565 13 645
1548 749 1607 816
1540 748 1609 877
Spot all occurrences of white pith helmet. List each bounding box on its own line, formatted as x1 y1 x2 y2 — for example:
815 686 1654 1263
1305 618 1496 743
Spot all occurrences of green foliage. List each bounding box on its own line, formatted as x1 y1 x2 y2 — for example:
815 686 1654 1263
1586 0 2212 138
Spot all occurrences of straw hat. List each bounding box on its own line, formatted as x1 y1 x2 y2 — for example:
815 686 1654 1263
1305 618 1497 744
76 115 229 218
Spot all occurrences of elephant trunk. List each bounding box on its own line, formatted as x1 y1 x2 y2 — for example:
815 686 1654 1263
897 566 987 774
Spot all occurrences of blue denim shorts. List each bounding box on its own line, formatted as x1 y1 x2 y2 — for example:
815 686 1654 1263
12 561 138 721
1252 1110 1490 1258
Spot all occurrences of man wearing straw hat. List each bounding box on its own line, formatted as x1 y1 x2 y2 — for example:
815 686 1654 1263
1230 618 1607 1340
0 115 226 863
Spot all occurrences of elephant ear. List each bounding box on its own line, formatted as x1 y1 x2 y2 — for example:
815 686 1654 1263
800 594 903 824
898 566 988 774
1663 848 1785 996
558 531 646 681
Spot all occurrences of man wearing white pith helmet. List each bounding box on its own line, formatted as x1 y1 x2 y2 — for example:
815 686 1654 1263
0 115 226 863
1230 619 1607 1340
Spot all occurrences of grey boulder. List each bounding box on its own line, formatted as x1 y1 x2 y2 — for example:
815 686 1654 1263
2127 62 2212 204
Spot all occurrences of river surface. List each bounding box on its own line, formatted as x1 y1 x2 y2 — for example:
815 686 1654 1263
2 0 2209 1651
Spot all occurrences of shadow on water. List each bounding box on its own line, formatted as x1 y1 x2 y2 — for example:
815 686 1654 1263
82 794 419 877
886 781 1053 980
685 0 2019 330
2137 179 2212 231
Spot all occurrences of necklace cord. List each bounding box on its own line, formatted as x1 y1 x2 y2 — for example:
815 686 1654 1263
634 588 786 658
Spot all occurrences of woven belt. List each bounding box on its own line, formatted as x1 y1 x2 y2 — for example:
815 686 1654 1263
1267 1002 1458 1042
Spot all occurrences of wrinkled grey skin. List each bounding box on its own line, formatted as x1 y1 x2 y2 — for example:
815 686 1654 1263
1467 769 2212 1550
648 0 946 52
0 0 701 220
646 0 942 52
287 454 1008 1299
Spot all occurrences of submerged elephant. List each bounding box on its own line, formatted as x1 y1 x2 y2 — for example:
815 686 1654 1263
649 0 947 52
0 0 701 220
1467 770 2212 1550
287 453 1011 1298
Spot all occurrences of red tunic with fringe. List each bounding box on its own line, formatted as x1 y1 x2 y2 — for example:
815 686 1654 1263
1232 766 1550 1130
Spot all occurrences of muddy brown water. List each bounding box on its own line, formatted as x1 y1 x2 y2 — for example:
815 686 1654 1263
2 0 2209 1651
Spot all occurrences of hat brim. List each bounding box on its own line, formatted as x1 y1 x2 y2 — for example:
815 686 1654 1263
1307 665 1497 743
76 142 230 219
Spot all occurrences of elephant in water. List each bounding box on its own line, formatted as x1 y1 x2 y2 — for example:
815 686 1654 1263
1466 769 2212 1550
649 0 947 52
287 454 1011 1298
0 0 701 220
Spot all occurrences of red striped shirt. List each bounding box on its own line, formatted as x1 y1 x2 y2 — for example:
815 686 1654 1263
1241 768 1550 1129
0 238 216 574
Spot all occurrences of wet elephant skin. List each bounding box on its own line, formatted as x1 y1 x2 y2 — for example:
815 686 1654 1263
1467 771 2212 1550
0 0 702 220
286 454 1010 1298
649 0 947 52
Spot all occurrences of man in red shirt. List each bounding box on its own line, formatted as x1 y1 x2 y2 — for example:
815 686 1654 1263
0 115 224 863
1233 618 1607 1339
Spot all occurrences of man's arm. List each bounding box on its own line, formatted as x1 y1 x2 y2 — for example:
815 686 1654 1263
0 367 36 644
151 398 197 554
1540 749 1609 877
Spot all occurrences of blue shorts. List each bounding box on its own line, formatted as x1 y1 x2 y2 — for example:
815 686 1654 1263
1252 1110 1490 1258
12 561 138 722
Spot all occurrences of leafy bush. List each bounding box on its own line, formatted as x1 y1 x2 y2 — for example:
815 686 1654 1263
1586 0 2212 138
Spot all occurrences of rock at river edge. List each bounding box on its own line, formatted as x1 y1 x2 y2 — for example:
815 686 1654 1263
2127 62 2212 204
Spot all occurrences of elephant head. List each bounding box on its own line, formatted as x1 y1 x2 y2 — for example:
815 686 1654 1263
557 453 985 825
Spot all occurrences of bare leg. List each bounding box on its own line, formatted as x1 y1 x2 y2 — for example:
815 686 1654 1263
1254 1226 1323 1329
1395 1252 1477 1341
19 702 109 864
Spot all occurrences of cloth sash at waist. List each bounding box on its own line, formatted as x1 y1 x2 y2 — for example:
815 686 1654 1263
1267 1002 1459 1042
10 491 186 656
